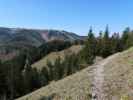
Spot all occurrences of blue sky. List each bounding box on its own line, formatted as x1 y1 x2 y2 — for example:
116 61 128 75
0 0 132 35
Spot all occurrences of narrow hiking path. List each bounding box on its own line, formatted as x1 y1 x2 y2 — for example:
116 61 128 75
91 54 119 100
91 61 107 100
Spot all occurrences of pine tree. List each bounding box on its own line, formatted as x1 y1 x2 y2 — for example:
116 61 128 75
61 55 72 77
31 68 41 90
121 27 130 49
22 57 33 93
104 25 109 39
53 57 63 80
101 25 111 57
110 33 122 53
83 27 96 64
46 60 54 81
0 60 7 100
125 31 133 48
96 31 103 56
5 61 15 100
40 67 49 86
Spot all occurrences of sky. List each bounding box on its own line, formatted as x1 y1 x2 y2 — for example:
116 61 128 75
0 0 133 36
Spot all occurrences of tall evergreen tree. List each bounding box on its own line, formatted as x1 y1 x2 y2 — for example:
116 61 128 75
104 25 109 39
83 27 96 64
121 27 130 49
53 57 63 80
5 61 15 100
46 60 54 81
126 32 133 48
39 67 49 86
110 33 122 53
0 60 7 100
31 68 41 90
96 31 103 56
101 25 111 57
22 57 33 93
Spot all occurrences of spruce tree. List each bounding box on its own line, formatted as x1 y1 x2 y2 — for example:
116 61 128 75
0 60 7 100
123 29 133 49
53 57 63 80
22 57 33 93
83 27 96 64
101 25 111 57
46 60 54 81
111 33 122 53
96 31 103 56
121 27 130 49
40 67 49 86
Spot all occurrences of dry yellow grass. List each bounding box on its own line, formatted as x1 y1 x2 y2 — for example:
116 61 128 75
103 47 133 99
32 45 83 70
16 47 133 100
16 65 93 100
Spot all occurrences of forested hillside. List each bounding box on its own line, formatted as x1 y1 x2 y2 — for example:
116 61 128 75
32 45 83 70
16 47 133 100
0 27 84 61
0 43 83 100
0 26 133 100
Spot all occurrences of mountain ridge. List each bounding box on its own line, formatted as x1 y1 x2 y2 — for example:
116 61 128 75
0 27 85 45
0 27 85 61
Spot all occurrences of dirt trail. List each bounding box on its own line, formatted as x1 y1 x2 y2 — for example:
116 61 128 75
91 54 119 100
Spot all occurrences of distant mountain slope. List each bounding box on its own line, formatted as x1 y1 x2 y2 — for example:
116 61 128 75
0 28 45 47
40 30 84 42
16 47 133 100
0 27 84 46
0 27 85 61
32 45 83 70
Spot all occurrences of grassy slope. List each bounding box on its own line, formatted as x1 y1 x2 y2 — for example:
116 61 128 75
103 47 133 99
17 47 133 100
32 45 83 70
17 64 92 100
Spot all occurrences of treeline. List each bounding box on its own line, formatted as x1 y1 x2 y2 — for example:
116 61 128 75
0 53 26 100
39 39 80 58
0 40 83 100
28 39 84 63
81 26 133 64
